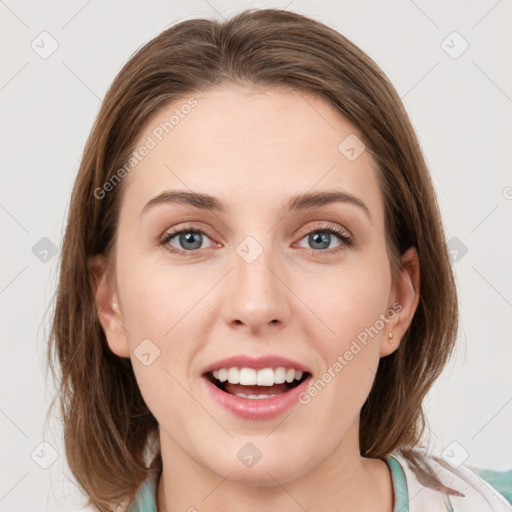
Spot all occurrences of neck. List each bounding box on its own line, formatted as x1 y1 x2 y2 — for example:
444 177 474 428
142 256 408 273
156 419 394 512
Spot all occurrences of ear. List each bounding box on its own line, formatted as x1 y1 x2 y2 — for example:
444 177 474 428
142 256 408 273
380 246 420 357
88 254 130 358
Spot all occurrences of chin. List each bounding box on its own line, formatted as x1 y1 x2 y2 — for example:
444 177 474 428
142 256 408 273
203 446 313 486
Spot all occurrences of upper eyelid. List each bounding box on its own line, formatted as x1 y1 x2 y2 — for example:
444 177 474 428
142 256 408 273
162 223 215 241
162 221 351 237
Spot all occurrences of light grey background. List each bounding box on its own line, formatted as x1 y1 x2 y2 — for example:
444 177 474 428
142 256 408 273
1 0 511 510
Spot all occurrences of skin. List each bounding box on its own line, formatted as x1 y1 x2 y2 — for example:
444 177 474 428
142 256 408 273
91 84 420 512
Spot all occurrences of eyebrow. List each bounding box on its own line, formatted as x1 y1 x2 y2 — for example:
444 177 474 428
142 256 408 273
140 189 371 221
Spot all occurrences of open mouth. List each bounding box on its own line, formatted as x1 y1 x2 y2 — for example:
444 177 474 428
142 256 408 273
204 370 311 399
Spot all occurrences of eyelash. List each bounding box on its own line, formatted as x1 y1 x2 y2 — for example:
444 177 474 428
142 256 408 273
158 223 353 256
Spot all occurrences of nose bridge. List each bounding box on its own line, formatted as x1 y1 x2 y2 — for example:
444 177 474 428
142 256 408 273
224 232 289 329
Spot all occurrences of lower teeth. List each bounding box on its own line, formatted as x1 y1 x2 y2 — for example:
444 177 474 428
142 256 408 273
235 393 279 399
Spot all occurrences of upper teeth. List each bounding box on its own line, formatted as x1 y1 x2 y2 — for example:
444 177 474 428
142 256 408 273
212 367 304 386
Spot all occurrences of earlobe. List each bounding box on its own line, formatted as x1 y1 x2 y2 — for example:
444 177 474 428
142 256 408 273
380 246 420 357
88 254 130 358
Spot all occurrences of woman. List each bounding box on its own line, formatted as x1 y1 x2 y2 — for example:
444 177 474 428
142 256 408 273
46 8 512 512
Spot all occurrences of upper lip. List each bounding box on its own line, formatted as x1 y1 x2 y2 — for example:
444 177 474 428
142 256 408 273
202 355 312 375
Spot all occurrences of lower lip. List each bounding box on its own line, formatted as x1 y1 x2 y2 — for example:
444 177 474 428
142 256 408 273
202 375 312 420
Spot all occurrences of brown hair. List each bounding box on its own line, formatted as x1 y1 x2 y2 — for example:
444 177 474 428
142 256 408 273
45 7 458 511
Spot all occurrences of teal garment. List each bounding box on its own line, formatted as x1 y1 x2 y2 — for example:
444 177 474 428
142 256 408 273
127 469 159 512
468 466 512 504
387 455 409 512
125 456 511 511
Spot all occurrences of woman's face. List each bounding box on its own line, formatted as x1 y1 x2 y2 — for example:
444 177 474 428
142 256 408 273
93 85 419 484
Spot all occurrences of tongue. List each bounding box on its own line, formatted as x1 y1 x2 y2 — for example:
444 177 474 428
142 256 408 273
223 382 291 396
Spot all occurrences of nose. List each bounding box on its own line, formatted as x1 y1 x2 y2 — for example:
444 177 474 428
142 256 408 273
221 238 291 334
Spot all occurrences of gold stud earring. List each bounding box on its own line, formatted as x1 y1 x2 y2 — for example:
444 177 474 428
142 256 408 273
388 332 394 344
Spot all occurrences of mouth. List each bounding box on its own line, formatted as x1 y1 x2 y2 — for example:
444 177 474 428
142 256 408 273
204 368 311 399
201 356 314 419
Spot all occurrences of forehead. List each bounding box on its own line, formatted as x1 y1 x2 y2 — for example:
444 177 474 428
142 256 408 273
122 85 383 222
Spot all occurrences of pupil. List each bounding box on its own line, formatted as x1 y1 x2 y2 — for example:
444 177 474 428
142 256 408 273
181 231 201 250
310 232 329 249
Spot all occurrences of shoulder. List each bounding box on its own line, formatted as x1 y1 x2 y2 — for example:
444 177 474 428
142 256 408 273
389 449 512 512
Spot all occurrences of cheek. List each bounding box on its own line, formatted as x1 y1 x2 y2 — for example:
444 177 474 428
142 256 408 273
296 254 392 342
293 251 392 407
116 253 207 342
121 270 203 427
114 258 208 420
295 263 389 420
131 357 199 439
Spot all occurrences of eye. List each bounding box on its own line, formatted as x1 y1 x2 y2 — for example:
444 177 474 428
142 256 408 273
294 223 353 253
159 222 353 256
159 225 216 254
